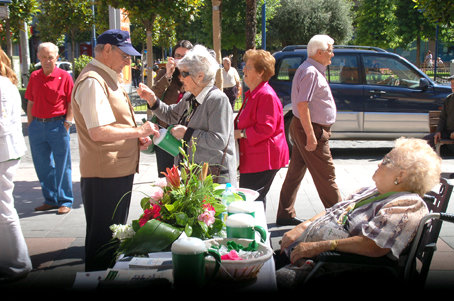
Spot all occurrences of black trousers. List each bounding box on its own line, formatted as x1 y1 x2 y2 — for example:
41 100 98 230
155 146 176 177
239 169 279 209
81 174 134 271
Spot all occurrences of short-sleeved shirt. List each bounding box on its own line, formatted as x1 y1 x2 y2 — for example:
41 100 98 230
73 59 117 129
25 67 73 118
291 58 336 125
295 186 428 259
222 67 240 88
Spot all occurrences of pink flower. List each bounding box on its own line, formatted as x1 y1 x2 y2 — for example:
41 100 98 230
149 186 164 204
198 202 216 226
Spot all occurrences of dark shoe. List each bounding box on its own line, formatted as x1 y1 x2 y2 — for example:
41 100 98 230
34 204 58 211
276 217 304 226
57 206 71 215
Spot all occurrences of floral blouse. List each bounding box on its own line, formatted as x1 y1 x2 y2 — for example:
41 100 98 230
298 186 429 259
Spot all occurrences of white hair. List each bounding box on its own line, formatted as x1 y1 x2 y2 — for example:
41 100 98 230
37 42 59 55
177 44 219 85
307 34 334 57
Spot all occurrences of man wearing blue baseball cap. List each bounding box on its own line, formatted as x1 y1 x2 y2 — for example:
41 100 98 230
72 29 159 271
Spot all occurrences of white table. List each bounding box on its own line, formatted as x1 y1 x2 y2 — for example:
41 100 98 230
112 201 276 290
73 201 276 290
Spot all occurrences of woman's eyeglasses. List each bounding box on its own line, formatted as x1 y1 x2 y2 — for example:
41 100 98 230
181 71 190 78
381 154 393 166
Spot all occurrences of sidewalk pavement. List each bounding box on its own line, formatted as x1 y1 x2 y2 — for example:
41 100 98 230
2 114 454 292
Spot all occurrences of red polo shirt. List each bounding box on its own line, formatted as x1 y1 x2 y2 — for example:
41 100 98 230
25 67 74 118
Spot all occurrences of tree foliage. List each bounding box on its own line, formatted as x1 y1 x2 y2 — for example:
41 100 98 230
267 0 353 47
413 0 454 25
353 0 398 48
102 0 203 86
36 0 94 61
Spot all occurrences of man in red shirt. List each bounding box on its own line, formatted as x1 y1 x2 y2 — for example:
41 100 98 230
25 42 74 215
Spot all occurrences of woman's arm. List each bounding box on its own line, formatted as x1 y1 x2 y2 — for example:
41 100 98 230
290 236 390 266
280 211 325 253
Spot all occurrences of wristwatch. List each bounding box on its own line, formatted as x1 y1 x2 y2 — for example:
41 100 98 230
240 130 246 138
64 120 73 126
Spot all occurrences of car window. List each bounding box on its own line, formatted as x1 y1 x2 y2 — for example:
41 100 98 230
363 55 421 88
275 56 304 81
329 54 359 84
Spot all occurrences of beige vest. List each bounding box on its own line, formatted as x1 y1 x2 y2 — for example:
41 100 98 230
72 63 139 178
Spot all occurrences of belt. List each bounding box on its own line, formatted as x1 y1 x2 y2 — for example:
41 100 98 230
33 115 65 122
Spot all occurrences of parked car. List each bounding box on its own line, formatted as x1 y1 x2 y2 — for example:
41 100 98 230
268 45 452 148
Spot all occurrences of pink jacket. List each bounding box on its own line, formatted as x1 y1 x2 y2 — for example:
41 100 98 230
235 81 289 173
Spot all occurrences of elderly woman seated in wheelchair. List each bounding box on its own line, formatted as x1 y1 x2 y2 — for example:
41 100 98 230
276 137 441 289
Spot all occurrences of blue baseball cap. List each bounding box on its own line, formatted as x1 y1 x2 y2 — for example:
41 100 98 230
97 29 141 56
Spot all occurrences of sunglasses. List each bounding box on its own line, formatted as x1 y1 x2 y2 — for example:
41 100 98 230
181 71 191 78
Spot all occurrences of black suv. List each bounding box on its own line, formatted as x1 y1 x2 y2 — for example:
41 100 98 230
268 45 452 144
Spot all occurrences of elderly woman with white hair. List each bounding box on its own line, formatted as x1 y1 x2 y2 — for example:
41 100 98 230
138 45 236 184
276 137 441 289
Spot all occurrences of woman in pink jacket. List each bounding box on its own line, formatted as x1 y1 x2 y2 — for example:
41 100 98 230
234 49 289 207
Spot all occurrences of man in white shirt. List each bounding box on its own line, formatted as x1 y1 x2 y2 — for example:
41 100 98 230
222 57 241 109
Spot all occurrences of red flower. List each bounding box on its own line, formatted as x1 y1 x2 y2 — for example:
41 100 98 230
139 205 161 227
161 165 180 188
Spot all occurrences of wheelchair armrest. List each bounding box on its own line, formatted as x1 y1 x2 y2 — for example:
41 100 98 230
315 251 397 267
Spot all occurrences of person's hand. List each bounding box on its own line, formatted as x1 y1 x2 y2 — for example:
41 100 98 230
137 83 157 107
166 57 176 78
280 223 308 254
170 124 187 140
140 121 160 138
305 133 318 151
139 136 153 150
63 122 71 131
290 241 327 266
234 129 242 139
450 132 454 140
434 132 441 144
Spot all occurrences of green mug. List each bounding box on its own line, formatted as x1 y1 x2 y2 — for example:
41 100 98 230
171 237 221 289
225 213 267 243
227 201 255 217
153 125 182 157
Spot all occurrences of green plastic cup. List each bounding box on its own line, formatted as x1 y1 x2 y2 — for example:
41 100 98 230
171 237 221 289
153 125 182 157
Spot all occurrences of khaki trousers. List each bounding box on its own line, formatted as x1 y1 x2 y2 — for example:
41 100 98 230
277 117 342 219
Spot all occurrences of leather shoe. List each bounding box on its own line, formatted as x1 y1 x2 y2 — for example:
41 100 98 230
35 204 58 211
57 206 71 215
276 217 304 226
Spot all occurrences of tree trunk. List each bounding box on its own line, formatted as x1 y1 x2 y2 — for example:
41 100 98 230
245 0 257 50
212 0 222 89
145 17 156 120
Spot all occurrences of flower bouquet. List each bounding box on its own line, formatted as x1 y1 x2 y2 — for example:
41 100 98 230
110 143 233 257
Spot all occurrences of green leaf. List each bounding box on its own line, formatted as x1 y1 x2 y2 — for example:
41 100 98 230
165 203 175 212
175 212 188 226
198 220 208 234
140 196 151 210
184 224 193 237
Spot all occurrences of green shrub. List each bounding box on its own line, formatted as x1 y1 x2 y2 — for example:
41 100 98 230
73 55 92 79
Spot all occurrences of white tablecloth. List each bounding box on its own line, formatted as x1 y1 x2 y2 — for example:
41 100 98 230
73 201 276 290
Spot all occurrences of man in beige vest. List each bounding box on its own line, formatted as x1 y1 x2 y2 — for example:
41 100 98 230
72 29 159 271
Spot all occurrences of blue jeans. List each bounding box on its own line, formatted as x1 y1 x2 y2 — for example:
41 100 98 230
28 119 73 208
